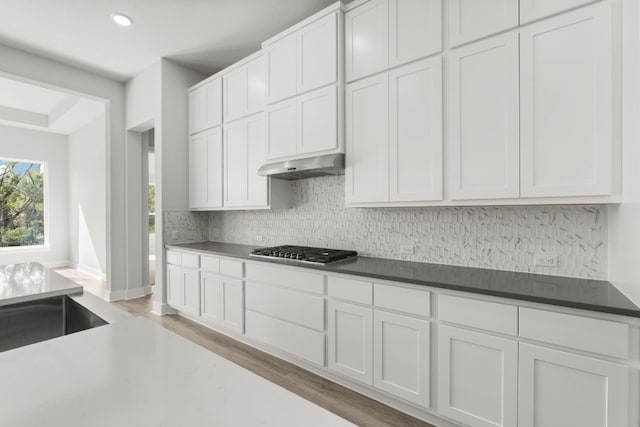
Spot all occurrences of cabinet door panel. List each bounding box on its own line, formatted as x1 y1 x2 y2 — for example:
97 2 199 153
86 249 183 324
183 268 200 316
266 34 297 104
221 277 244 333
188 87 206 135
201 272 222 325
266 98 297 160
438 325 517 427
224 121 247 207
519 343 628 427
345 74 389 203
189 134 208 209
389 57 442 202
298 12 338 94
167 264 184 309
521 0 597 24
448 33 519 200
374 310 430 407
448 0 518 47
246 55 266 115
245 114 268 207
346 0 388 82
520 3 612 197
206 129 223 208
328 300 373 385
297 85 338 156
224 66 247 123
389 0 441 67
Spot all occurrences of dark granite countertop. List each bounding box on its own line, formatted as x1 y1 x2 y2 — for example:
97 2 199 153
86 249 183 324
166 241 640 318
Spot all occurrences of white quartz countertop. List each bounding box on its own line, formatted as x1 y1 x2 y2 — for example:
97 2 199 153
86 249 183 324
0 316 355 427
0 263 82 307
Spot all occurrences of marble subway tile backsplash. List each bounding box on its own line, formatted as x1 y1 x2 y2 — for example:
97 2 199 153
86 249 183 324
165 176 607 279
163 211 209 244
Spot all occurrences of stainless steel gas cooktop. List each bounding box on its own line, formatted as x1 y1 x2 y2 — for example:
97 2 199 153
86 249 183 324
250 245 357 265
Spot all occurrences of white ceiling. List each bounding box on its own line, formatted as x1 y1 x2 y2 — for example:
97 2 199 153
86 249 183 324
0 0 339 82
0 76 105 135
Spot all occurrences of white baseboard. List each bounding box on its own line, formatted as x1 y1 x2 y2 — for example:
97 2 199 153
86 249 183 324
151 301 173 316
41 260 71 268
105 289 126 302
75 263 107 280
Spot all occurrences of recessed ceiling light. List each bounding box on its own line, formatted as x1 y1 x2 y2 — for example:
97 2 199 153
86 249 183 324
111 13 133 27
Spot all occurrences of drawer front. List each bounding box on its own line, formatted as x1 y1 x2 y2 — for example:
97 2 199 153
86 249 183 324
245 263 324 295
327 276 373 305
220 259 244 278
166 250 182 265
519 307 629 359
245 310 325 366
182 253 200 269
200 255 220 273
246 282 325 331
439 294 518 336
374 284 431 317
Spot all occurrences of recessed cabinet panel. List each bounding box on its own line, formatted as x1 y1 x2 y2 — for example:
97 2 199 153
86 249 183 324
297 85 338 155
245 115 268 207
189 128 222 209
223 67 247 123
389 0 442 67
266 34 297 104
389 57 443 202
221 277 244 333
298 12 338 94
328 300 373 385
266 98 297 160
189 78 222 134
345 74 389 203
246 55 266 115
373 310 430 407
167 264 184 309
518 343 628 427
346 0 389 82
520 3 613 197
448 33 519 200
438 325 518 427
183 268 200 317
521 0 597 24
448 0 518 47
200 272 222 324
223 121 247 207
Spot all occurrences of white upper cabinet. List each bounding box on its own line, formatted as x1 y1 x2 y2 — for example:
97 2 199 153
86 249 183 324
389 57 443 202
298 12 338 94
345 73 389 204
266 34 297 104
520 0 596 24
389 0 442 67
448 0 519 47
520 3 613 198
189 127 223 210
346 0 389 82
189 78 222 134
224 53 266 123
266 97 297 160
448 32 519 200
224 114 269 208
297 85 338 155
266 9 340 104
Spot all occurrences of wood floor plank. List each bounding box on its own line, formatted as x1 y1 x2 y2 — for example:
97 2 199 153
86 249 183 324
115 296 436 427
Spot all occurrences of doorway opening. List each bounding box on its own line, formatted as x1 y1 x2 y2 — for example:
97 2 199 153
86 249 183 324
144 129 156 294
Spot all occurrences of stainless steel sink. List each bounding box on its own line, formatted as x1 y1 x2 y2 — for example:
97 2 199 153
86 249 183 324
0 295 107 352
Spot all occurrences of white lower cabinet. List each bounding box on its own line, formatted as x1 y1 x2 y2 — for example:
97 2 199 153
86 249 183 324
200 272 244 333
518 343 629 427
438 325 518 427
373 310 430 408
167 263 200 317
200 272 222 324
328 300 373 385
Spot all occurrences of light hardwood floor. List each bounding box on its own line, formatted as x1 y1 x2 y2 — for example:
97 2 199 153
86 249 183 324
115 295 435 427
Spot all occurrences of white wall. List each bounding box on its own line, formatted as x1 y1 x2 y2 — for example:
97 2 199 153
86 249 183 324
608 0 640 306
0 124 69 266
68 114 107 278
0 43 127 299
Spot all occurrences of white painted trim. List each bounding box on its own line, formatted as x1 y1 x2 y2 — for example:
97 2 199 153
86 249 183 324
75 263 107 280
40 260 71 268
261 1 343 47
105 289 126 302
151 301 174 316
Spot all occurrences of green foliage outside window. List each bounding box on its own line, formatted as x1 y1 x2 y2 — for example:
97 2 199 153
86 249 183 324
149 185 155 234
0 161 45 247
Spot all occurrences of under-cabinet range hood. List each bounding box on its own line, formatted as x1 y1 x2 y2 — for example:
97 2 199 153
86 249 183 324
258 153 344 180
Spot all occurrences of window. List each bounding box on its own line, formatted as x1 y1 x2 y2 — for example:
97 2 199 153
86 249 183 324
148 184 155 234
0 159 45 248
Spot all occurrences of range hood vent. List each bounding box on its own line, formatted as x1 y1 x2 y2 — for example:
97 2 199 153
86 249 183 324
258 153 345 180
